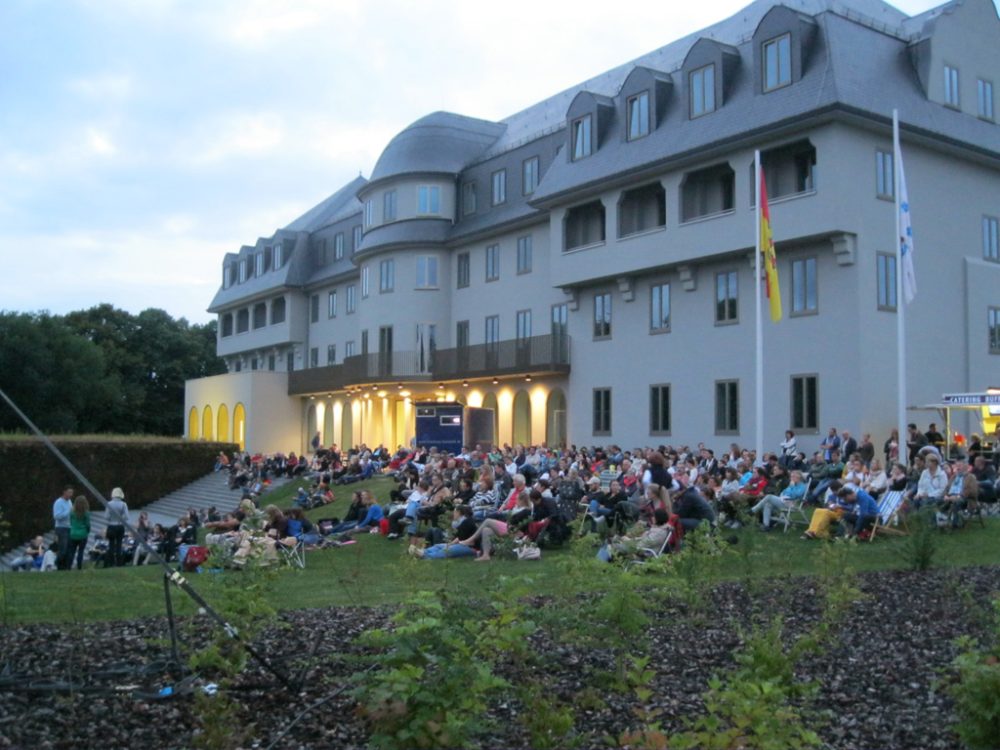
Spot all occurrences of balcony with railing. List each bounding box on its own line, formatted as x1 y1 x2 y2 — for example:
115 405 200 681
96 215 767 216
288 333 571 395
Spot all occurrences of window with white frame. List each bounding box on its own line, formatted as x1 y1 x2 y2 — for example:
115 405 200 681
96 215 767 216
516 309 532 343
944 65 960 107
485 244 500 281
763 34 791 91
522 156 539 195
690 64 715 118
790 257 817 315
627 91 650 140
328 290 337 318
978 79 994 120
416 256 438 288
361 265 370 298
334 233 344 260
572 115 592 160
327 344 336 365
491 169 506 206
255 252 265 276
417 185 441 214
516 236 532 274
310 347 319 368
379 259 394 293
345 341 355 358
352 225 362 252
239 259 248 282
346 284 356 313
650 282 670 332
273 243 284 269
485 315 500 349
364 199 374 227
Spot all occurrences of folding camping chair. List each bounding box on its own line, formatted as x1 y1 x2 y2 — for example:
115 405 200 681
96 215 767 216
277 537 306 569
776 477 812 533
868 490 907 542
626 522 677 569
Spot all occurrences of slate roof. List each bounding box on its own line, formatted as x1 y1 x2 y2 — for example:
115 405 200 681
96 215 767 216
368 112 507 185
283 175 367 232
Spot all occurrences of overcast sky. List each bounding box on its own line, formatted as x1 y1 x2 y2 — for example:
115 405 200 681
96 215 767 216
0 0 962 324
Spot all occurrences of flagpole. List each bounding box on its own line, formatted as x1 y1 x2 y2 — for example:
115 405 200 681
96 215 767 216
755 149 764 462
893 110 908 467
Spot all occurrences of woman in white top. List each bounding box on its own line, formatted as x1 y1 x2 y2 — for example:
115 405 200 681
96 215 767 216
779 430 798 467
915 454 949 508
862 458 889 498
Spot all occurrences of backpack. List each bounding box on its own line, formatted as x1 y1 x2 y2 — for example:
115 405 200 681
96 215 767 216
183 546 210 572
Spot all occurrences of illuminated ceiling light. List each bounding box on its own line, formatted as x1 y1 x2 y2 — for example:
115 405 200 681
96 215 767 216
399 390 411 398
377 390 387 398
397 383 404 390
525 375 532 383
462 380 469 387
309 396 315 400
372 384 379 391
492 377 499 385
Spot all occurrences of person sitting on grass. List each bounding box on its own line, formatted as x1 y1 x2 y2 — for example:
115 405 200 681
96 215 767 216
750 469 808 530
457 515 510 562
338 490 385 536
410 506 479 559
596 508 673 563
10 536 46 572
673 473 716 532
285 508 322 547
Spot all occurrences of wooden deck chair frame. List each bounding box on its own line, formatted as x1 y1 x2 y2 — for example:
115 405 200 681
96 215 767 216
778 477 813 533
278 539 306 569
869 490 907 542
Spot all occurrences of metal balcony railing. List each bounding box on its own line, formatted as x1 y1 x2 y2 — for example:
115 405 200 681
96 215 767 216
288 333 570 396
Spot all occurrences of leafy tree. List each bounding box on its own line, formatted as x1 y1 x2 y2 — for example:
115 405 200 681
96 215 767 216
0 311 118 433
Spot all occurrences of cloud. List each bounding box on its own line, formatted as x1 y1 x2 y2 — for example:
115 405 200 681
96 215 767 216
68 73 134 100
180 112 286 165
86 127 117 156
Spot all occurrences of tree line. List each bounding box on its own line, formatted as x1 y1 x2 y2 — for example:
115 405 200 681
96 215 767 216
0 304 226 436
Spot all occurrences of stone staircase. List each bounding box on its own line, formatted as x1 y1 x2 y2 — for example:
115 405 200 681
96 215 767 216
1 472 294 570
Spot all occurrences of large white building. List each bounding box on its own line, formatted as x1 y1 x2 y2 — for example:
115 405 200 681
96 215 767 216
185 0 1000 456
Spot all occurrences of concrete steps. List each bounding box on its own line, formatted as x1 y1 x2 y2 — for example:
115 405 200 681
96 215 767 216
1 473 294 570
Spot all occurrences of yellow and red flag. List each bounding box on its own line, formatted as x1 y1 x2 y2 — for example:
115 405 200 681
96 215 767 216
759 168 782 322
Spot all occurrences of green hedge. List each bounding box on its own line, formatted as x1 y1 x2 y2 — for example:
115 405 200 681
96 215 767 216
0 438 237 550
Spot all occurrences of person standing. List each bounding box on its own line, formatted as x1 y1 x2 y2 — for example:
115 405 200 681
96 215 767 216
52 486 74 570
67 496 91 570
104 487 130 567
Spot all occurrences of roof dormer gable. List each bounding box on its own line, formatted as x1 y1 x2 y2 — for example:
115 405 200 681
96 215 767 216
566 90 615 161
681 38 741 119
618 66 673 141
751 5 818 95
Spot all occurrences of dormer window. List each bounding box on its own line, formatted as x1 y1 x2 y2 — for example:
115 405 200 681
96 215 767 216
273 242 284 269
364 199 374 227
223 264 235 288
944 65 960 108
352 225 362 251
491 169 506 206
763 34 791 91
690 64 716 118
627 91 650 140
462 181 477 215
978 79 994 120
254 252 265 277
572 115 592 160
522 157 539 195
334 233 344 259
238 259 248 282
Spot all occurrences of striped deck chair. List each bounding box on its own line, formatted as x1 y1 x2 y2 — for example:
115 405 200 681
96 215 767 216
869 490 906 542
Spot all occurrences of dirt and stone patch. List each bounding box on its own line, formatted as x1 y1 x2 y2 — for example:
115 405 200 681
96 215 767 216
1 566 997 749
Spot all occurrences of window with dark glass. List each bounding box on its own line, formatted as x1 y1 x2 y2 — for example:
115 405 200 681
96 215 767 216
944 65 960 107
877 253 897 311
791 375 818 430
485 244 500 281
985 216 999 262
564 200 606 250
619 182 666 236
650 283 670 332
352 225 362 252
594 293 612 339
310 347 319 368
328 290 337 318
491 170 506 206
379 259 394 293
271 297 286 324
516 309 532 343
790 258 817 315
876 150 894 199
334 233 345 260
327 344 336 365
252 302 266 329
516 236 532 274
715 380 739 433
990 308 1000 354
650 384 671 433
593 388 611 434
978 79 994 120
310 294 319 323
462 182 477 215
383 190 397 222
456 252 470 288
346 284 356 313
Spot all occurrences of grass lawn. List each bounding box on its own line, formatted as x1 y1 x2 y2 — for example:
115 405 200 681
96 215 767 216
2 475 998 625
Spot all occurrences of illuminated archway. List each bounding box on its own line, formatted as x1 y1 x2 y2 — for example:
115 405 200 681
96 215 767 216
481 392 499 448
324 403 334 446
512 390 531 447
341 400 354 449
217 404 230 443
233 403 246 451
202 405 214 441
546 388 567 448
188 407 199 440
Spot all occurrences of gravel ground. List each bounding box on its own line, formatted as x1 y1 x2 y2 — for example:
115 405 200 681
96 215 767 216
1 566 997 749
